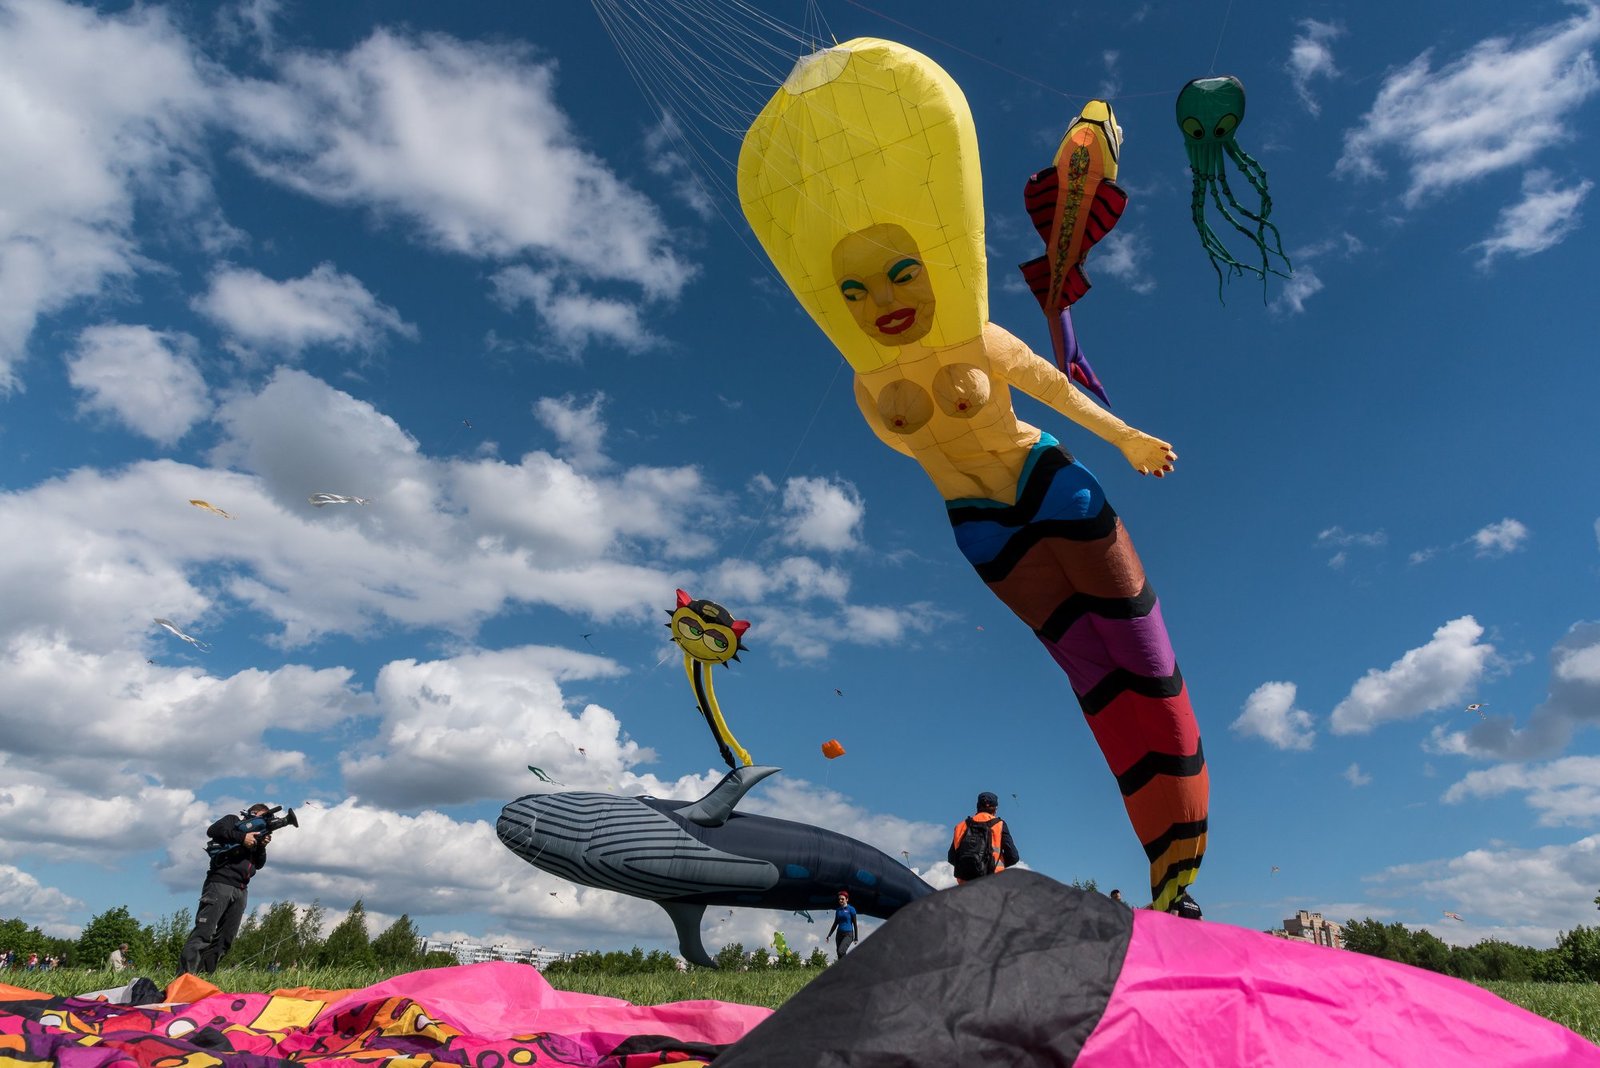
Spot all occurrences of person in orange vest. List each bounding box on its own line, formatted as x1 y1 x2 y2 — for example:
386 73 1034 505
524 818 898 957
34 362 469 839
948 792 1020 884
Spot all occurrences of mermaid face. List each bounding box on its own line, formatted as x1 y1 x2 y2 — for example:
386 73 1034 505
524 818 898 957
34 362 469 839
831 224 936 346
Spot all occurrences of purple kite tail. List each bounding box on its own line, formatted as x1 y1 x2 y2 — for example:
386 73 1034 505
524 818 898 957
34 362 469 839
1054 308 1110 408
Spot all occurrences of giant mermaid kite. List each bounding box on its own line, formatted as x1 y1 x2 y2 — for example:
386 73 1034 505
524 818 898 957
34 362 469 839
737 39 1207 909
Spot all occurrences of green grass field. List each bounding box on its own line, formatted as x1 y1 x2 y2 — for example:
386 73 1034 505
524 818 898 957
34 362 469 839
11 967 1599 1044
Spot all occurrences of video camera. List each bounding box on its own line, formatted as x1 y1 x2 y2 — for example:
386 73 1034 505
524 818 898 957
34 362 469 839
205 805 299 858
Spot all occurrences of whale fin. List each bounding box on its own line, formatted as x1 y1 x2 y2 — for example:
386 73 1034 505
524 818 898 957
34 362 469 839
678 764 782 827
661 901 715 967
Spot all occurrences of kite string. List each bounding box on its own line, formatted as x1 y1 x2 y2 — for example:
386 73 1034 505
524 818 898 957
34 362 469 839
1209 0 1236 74
836 0 1172 100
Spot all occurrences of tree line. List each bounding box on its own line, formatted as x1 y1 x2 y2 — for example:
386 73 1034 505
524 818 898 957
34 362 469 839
1342 918 1600 983
1 900 455 973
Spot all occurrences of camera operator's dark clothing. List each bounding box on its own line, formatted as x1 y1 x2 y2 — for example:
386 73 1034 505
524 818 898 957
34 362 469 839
180 813 268 974
202 813 268 889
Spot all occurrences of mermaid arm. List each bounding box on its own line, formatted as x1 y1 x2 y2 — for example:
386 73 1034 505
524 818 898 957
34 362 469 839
984 322 1176 476
852 375 916 458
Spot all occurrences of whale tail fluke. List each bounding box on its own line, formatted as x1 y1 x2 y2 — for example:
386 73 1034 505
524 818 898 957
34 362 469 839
661 901 715 967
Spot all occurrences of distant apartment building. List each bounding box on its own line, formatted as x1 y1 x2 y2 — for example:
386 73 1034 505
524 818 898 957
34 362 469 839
1268 910 1344 949
419 938 568 969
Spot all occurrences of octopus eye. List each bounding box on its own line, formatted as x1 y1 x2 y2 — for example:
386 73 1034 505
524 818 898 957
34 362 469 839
1214 113 1239 139
1181 117 1204 140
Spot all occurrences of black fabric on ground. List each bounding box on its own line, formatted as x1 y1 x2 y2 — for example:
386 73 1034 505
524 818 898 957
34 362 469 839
714 870 1133 1066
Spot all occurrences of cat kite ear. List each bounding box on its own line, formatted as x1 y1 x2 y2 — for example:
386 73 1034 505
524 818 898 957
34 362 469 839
730 619 751 638
676 588 694 608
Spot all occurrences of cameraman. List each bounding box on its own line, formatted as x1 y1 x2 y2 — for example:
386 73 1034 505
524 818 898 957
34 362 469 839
179 804 273 974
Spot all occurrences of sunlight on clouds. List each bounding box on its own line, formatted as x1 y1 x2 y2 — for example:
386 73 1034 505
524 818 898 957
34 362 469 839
1472 517 1530 556
195 263 416 358
1338 4 1600 206
1475 170 1593 267
1428 621 1600 761
0 634 364 788
66 324 211 445
1444 755 1600 826
780 476 864 552
708 557 852 604
1092 228 1156 295
0 865 83 938
0 0 214 391
226 29 694 299
341 645 642 808
534 393 610 472
1367 833 1600 947
0 759 209 864
1329 616 1493 734
1230 681 1316 750
491 265 659 353
1286 19 1344 116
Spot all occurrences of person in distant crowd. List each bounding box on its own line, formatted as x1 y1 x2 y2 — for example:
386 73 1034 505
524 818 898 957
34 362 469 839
25 952 39 971
1109 889 1125 905
947 792 1020 884
108 943 130 971
179 804 274 974
1168 888 1203 920
825 890 859 960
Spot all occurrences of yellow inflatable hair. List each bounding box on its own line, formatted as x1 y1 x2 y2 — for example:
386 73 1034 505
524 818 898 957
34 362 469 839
737 37 986 373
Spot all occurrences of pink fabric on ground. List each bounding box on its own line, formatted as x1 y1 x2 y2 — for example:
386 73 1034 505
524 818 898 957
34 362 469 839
1077 909 1600 1067
325 961 771 1046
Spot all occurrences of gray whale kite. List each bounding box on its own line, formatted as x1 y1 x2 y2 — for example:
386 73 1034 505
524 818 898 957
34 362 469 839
497 765 934 966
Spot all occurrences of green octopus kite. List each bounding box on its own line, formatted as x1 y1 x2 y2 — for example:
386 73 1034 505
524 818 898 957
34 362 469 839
1176 75 1292 299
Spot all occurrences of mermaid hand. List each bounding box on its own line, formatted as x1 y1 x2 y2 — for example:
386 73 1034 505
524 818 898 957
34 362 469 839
1119 432 1177 478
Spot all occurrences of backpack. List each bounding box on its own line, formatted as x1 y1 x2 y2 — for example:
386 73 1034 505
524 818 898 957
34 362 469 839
952 817 998 881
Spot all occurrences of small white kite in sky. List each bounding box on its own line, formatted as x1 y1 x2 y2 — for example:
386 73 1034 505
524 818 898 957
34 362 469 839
188 499 235 519
1271 865 1280 875
153 617 208 649
1465 703 1487 719
308 493 370 507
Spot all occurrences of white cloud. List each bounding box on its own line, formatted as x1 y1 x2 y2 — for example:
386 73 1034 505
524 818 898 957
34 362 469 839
1338 4 1600 206
341 644 657 808
707 557 852 605
757 603 939 661
534 393 609 472
1556 642 1600 684
0 864 84 938
0 0 216 391
491 265 659 353
1365 833 1600 947
1315 524 1384 567
1092 227 1156 295
1471 517 1530 556
1344 762 1372 787
1444 756 1600 826
1271 263 1324 315
195 263 416 357
779 476 864 552
1230 681 1316 750
1287 19 1344 116
1329 616 1494 734
226 29 694 298
1427 621 1600 761
66 324 211 445
1476 170 1593 266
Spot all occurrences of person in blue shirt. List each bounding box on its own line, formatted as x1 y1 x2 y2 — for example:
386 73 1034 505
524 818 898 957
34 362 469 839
825 890 859 960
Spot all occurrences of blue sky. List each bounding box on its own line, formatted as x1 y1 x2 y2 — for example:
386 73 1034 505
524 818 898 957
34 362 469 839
0 0 1597 960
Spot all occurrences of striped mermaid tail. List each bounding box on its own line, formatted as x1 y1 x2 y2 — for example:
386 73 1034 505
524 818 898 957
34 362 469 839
948 434 1207 910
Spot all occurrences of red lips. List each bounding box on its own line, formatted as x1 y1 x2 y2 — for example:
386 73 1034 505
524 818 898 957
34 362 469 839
875 309 916 334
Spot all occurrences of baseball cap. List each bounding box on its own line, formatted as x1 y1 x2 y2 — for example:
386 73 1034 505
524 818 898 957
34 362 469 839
977 791 999 808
